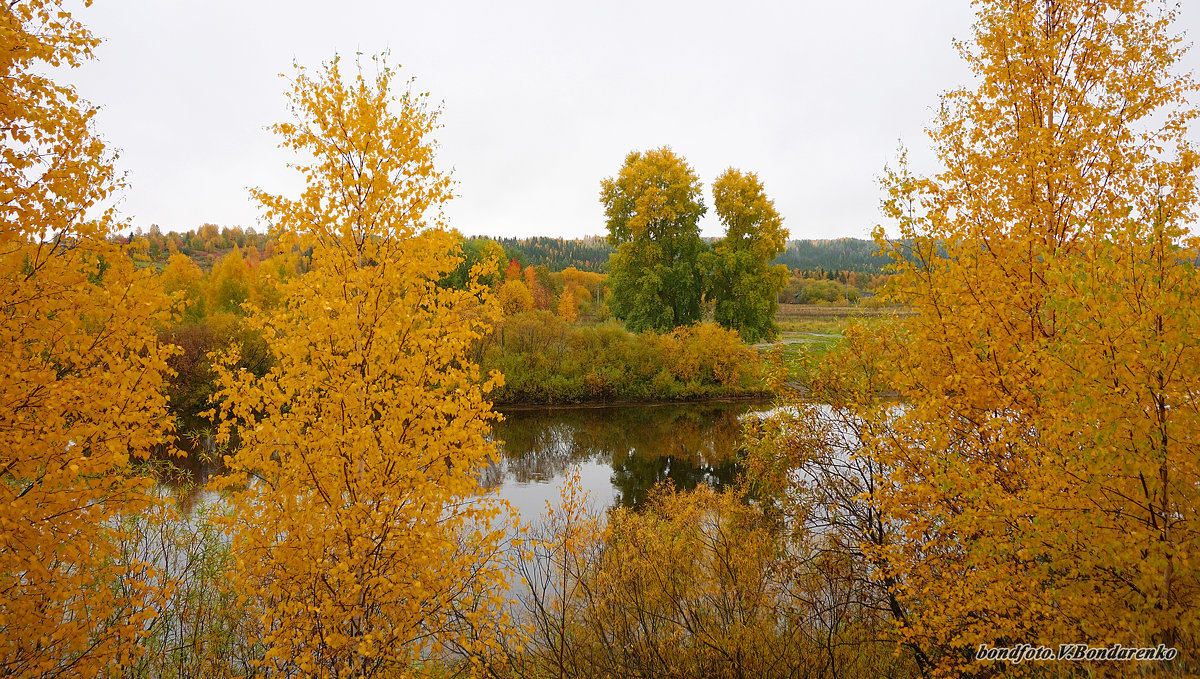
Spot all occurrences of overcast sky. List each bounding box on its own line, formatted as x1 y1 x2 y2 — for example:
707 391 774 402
65 1 1200 240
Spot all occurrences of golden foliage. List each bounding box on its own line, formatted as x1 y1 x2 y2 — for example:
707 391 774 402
555 282 587 324
508 476 905 678
848 0 1200 674
1 0 114 246
1 1 177 674
211 56 513 676
711 168 787 260
649 322 759 387
498 278 535 317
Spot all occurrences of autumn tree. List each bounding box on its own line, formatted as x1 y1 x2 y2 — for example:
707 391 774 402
504 257 524 280
708 168 789 343
524 264 557 311
161 252 207 323
207 245 254 314
443 232 506 289
1 0 176 674
497 278 535 316
211 56 512 676
601 148 708 332
508 474 905 678
561 266 604 302
802 0 1200 674
556 282 588 323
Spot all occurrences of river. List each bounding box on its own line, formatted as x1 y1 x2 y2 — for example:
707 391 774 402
162 398 774 519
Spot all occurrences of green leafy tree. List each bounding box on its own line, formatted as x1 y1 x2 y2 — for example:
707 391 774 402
601 148 708 332
442 233 505 289
709 168 789 342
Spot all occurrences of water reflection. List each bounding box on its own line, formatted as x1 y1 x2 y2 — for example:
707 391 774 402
492 400 765 511
159 399 771 518
148 434 222 514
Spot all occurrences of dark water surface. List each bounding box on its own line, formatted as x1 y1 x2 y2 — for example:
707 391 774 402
488 399 770 519
162 399 773 520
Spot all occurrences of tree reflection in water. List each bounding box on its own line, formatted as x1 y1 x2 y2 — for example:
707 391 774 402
158 400 770 515
492 400 765 508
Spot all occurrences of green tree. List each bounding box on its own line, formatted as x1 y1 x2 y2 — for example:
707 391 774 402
709 168 789 343
601 148 708 332
441 233 505 289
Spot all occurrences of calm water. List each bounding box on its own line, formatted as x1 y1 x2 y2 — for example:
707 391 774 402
488 399 769 519
162 399 772 520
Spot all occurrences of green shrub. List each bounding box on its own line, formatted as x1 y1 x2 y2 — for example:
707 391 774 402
482 313 770 404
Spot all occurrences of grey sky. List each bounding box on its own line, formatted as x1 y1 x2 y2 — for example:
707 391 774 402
66 1 1200 240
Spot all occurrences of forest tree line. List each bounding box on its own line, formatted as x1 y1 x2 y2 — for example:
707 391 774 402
118 223 894 276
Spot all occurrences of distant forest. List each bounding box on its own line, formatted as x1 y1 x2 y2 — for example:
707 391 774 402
117 226 895 276
490 236 612 272
772 238 890 273
485 236 894 274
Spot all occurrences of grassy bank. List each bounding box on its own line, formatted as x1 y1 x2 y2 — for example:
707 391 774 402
767 304 910 382
480 311 774 405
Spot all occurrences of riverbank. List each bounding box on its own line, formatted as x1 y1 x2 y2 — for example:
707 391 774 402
496 393 776 411
481 312 775 405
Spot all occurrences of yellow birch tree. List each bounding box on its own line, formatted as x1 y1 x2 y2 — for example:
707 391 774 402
211 56 512 677
1 0 176 674
856 0 1200 674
